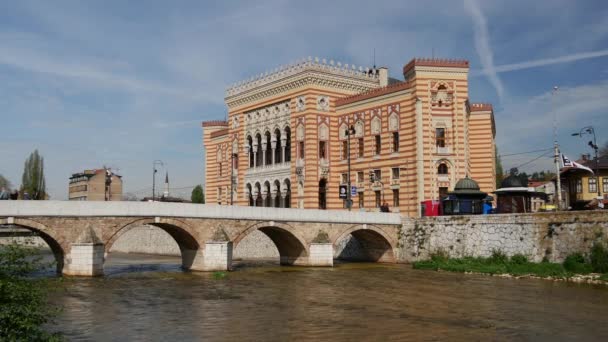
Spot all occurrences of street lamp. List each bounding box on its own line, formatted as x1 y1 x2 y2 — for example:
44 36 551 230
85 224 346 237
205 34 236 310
152 160 164 201
572 126 601 197
345 125 356 211
230 153 237 205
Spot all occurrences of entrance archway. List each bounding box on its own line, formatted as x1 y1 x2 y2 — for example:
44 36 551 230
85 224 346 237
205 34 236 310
7 219 65 274
319 178 327 209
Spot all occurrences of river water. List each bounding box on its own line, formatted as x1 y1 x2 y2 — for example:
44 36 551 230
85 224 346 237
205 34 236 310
41 252 608 341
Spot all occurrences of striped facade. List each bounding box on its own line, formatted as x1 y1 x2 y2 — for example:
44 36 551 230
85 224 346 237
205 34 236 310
203 57 496 217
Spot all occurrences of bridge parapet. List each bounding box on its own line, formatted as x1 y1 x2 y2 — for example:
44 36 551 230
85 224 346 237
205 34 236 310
0 201 401 226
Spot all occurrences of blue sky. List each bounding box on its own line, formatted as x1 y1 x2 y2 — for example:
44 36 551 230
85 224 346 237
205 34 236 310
1 0 607 199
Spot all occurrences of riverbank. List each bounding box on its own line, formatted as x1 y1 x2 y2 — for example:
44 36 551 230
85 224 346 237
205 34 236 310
413 250 608 285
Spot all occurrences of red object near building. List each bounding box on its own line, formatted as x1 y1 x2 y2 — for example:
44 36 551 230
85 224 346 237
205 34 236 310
421 200 442 216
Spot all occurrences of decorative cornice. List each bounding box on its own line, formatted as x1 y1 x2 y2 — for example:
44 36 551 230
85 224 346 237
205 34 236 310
403 58 469 75
225 57 381 109
202 120 228 127
210 128 229 139
470 103 493 112
335 81 413 107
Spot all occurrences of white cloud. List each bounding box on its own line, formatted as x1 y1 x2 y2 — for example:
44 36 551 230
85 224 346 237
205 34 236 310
464 0 505 101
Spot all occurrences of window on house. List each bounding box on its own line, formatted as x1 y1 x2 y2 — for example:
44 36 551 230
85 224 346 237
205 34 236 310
299 141 305 159
342 141 348 160
358 138 364 158
392 167 400 180
576 179 582 193
233 155 238 169
392 132 399 152
436 128 446 148
341 173 348 184
589 177 597 193
357 171 364 183
375 191 381 208
359 192 365 208
375 135 381 155
438 164 448 175
217 187 222 205
219 163 222 176
603 178 608 193
373 169 382 183
319 141 327 159
393 189 399 207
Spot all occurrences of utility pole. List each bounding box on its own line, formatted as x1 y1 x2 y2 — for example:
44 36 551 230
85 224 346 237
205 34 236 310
345 125 356 211
552 86 562 210
152 160 163 202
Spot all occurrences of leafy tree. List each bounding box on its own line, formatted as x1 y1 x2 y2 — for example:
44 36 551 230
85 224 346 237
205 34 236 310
495 146 503 189
0 243 61 340
191 185 205 204
20 150 47 200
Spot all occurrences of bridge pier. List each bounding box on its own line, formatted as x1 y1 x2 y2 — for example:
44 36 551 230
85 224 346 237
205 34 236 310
308 243 333 266
184 242 233 272
63 242 105 277
202 241 233 271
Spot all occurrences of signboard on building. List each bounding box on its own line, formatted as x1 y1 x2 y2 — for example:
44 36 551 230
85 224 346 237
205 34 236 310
351 186 357 197
339 185 347 199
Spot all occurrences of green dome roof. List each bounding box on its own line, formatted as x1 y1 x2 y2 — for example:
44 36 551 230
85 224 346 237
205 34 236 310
500 175 524 188
448 176 487 198
454 177 480 191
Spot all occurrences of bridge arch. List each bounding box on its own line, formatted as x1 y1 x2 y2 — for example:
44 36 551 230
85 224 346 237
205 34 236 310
332 224 396 263
234 221 309 265
106 218 201 270
11 218 66 273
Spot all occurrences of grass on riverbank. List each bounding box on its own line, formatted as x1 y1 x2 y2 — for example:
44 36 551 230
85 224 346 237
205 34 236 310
413 248 608 282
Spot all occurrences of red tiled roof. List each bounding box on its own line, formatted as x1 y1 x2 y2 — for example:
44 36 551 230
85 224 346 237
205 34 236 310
470 103 493 112
335 81 412 107
403 58 469 74
201 120 228 127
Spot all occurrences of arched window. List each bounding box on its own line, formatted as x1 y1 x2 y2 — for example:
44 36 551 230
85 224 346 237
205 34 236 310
274 129 282 164
255 134 263 167
438 164 448 175
247 136 254 168
265 132 272 165
285 127 291 162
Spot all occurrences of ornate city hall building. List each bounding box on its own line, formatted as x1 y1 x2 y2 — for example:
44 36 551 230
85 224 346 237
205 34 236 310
202 57 496 217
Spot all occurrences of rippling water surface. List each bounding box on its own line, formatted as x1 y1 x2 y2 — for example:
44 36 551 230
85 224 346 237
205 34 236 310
44 253 608 341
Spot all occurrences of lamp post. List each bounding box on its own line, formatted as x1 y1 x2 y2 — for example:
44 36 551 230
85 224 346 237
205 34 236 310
152 160 164 201
572 126 601 197
230 153 237 205
345 125 356 211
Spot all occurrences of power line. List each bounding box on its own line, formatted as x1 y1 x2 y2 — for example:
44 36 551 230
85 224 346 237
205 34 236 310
511 151 553 170
499 148 553 158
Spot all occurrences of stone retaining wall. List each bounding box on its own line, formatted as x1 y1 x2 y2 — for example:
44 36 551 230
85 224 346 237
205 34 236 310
397 211 608 263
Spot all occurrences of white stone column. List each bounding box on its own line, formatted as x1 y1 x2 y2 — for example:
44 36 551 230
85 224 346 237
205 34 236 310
203 242 233 271
309 243 334 266
271 137 277 165
281 133 287 164
63 243 105 276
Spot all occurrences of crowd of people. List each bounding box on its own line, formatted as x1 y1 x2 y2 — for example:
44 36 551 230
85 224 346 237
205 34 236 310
0 187 24 200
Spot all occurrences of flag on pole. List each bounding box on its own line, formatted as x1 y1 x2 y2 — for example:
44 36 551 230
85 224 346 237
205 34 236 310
561 154 594 174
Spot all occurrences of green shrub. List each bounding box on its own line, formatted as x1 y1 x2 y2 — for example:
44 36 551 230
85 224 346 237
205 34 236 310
562 253 593 274
510 254 528 265
0 243 61 341
590 243 608 273
489 250 508 264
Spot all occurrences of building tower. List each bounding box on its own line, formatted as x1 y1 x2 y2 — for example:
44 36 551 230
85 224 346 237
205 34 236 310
163 171 169 198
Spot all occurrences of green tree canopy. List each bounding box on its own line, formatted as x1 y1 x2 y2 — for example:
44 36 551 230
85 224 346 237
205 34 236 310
495 146 503 189
191 185 205 204
20 150 47 200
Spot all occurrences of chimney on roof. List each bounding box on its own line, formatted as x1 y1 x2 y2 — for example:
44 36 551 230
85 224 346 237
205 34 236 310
378 67 388 87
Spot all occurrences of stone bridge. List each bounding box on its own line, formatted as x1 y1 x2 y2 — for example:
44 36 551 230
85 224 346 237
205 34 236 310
0 201 402 276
